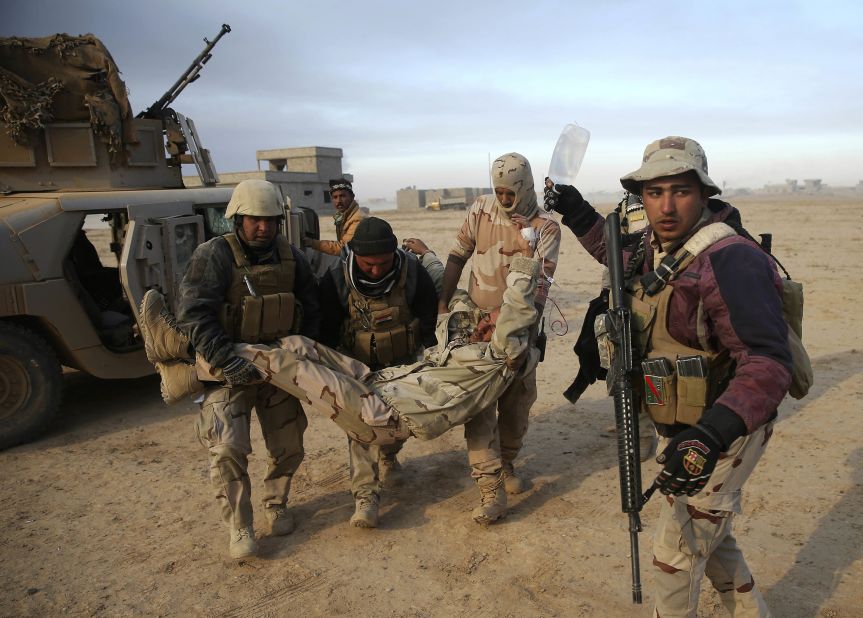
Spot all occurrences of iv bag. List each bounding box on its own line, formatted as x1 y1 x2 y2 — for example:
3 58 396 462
547 123 590 186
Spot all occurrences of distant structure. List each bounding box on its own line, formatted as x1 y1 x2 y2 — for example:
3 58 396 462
396 186 490 211
185 147 350 213
759 178 823 194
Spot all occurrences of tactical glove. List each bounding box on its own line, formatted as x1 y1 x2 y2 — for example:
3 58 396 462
222 356 262 386
543 181 597 235
542 181 582 215
653 423 723 496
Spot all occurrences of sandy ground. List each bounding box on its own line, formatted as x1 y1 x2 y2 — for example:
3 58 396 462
1 196 862 617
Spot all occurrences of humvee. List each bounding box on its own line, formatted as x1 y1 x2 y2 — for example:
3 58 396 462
0 27 314 449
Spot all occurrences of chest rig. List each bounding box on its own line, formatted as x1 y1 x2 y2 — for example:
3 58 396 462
342 256 420 369
624 223 737 426
218 233 300 344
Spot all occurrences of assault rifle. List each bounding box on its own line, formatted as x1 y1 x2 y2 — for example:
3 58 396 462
605 211 648 604
138 24 231 119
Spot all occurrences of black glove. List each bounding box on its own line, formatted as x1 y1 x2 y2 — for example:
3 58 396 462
543 180 585 216
653 423 723 496
222 356 262 386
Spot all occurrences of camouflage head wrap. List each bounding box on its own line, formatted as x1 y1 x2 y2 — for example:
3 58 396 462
620 136 721 196
491 152 538 218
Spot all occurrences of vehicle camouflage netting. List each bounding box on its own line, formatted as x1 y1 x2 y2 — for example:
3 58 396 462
0 33 137 163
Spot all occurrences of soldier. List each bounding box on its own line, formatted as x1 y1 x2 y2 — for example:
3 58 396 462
176 179 321 559
304 178 365 256
318 217 439 528
547 137 791 616
438 152 561 524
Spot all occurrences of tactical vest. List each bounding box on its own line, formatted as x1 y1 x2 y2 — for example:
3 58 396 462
626 224 740 426
340 254 421 368
623 222 811 427
217 233 301 344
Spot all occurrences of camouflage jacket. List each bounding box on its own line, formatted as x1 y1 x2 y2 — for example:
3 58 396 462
448 194 560 310
370 256 540 439
177 234 320 368
309 201 365 256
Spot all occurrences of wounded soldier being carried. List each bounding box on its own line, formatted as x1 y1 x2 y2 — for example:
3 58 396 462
140 229 544 498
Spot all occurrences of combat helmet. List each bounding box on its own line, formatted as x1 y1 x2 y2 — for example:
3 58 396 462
225 179 285 219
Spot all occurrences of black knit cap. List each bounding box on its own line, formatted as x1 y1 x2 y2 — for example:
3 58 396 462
349 217 398 256
329 178 353 194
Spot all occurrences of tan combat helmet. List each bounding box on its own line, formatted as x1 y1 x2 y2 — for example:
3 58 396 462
225 179 285 219
620 136 721 196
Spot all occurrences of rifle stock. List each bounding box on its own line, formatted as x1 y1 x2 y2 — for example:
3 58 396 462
605 211 645 604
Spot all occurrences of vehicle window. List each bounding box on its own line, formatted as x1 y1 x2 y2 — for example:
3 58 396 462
203 206 232 238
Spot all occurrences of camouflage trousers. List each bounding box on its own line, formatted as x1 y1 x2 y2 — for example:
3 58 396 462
349 439 404 498
463 364 537 479
195 383 307 530
651 422 775 618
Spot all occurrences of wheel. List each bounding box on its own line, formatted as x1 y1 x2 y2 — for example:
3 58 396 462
0 322 62 450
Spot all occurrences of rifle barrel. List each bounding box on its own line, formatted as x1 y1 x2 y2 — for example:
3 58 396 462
140 24 231 118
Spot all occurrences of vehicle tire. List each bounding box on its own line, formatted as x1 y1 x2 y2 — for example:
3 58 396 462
0 322 62 450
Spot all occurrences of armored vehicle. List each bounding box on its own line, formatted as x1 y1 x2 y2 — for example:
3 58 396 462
0 27 292 448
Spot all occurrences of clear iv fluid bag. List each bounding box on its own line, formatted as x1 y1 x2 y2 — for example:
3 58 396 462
547 123 590 186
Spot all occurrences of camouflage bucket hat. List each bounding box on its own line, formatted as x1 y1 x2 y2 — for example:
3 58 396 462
620 136 721 196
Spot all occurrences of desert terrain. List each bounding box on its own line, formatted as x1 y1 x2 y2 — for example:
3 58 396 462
1 196 861 617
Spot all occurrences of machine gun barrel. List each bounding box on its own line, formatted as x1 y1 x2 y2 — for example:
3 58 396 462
138 24 231 119
605 211 645 604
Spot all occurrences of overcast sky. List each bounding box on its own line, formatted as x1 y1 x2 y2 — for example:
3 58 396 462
5 0 862 199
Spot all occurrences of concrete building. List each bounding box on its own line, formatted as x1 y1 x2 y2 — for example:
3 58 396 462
396 186 490 211
762 179 799 194
184 146 350 214
802 178 823 192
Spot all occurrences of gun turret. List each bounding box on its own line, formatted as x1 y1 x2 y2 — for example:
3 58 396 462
138 24 231 120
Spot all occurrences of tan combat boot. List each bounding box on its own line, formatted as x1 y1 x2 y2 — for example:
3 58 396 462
229 525 258 559
472 473 507 524
502 462 529 495
155 360 204 404
379 454 403 488
264 504 295 536
139 289 192 363
350 494 380 528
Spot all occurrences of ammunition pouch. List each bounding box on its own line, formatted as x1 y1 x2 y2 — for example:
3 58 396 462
219 292 299 344
351 316 421 367
640 356 719 426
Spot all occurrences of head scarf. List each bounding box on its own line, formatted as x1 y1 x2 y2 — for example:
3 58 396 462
490 152 538 218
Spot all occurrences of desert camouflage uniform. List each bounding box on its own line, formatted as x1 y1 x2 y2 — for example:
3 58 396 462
449 193 560 478
178 234 320 531
308 200 365 256
652 424 774 617
188 256 541 450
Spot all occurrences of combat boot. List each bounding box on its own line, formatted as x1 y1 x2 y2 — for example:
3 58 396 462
264 504 295 536
472 473 507 525
139 289 192 363
379 454 403 488
350 494 380 528
229 525 258 559
155 360 204 404
502 462 529 495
